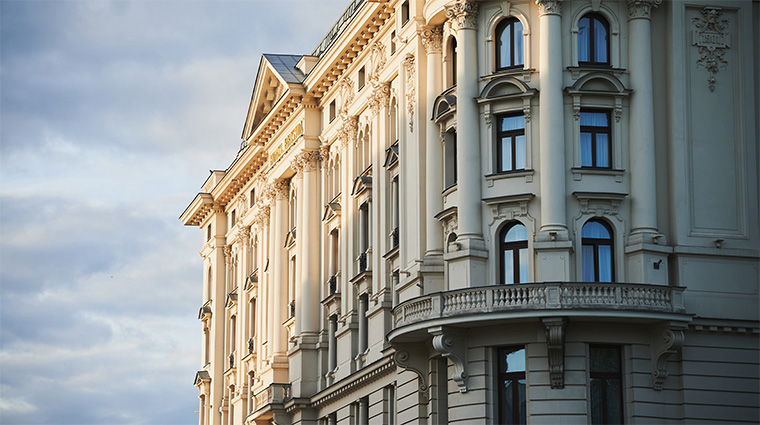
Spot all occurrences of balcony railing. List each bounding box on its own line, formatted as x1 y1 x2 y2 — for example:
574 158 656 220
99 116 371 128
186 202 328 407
251 383 292 413
328 275 338 295
393 282 686 328
391 227 399 249
358 252 368 273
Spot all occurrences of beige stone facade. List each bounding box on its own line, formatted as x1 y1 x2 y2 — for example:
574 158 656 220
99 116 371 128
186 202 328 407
180 1 760 424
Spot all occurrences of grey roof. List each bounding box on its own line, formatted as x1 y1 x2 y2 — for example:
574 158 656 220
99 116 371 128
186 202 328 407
263 54 305 84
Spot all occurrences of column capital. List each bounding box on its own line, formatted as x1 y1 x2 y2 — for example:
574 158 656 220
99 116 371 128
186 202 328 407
368 82 391 117
272 179 290 200
292 149 321 173
627 0 662 20
419 25 443 54
445 1 479 31
536 0 563 16
336 115 358 148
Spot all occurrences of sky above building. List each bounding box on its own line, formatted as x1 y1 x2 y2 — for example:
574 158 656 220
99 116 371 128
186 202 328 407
0 1 349 423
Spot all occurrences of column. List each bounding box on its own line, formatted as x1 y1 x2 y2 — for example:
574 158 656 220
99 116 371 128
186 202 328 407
537 0 568 236
627 0 660 239
328 316 338 372
421 25 444 260
358 398 369 424
293 169 304 338
299 151 321 336
272 179 289 356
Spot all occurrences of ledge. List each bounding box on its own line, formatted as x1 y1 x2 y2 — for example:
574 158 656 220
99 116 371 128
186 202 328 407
389 282 691 342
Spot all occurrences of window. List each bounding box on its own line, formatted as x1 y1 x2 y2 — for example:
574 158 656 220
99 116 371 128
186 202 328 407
497 346 526 425
444 131 457 189
206 225 212 241
581 219 614 282
580 110 611 168
329 100 336 122
230 210 236 228
589 345 623 425
497 114 526 173
496 18 524 70
500 223 528 284
249 188 256 207
578 13 609 66
390 31 397 55
358 66 366 90
449 38 457 86
401 1 409 26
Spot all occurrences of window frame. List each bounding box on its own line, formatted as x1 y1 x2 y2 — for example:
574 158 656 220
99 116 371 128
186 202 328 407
579 109 612 169
578 12 610 67
495 18 524 71
499 222 529 285
581 219 615 282
496 113 527 173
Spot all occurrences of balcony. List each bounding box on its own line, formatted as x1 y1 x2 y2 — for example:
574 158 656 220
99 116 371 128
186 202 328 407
247 382 292 423
389 282 689 342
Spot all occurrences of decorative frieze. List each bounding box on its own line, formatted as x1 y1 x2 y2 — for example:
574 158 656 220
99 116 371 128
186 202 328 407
627 0 662 20
420 25 443 54
536 0 562 16
446 1 479 30
691 7 730 92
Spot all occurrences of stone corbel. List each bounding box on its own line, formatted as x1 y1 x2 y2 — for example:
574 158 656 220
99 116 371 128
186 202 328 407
429 327 468 392
542 317 568 389
651 325 686 390
393 348 429 401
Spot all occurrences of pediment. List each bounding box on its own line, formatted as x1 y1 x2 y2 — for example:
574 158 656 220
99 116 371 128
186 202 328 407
242 54 306 140
194 370 211 387
567 72 630 94
479 76 536 100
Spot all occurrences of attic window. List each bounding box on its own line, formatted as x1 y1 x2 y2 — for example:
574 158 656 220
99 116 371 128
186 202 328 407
401 1 409 26
329 100 336 122
358 66 366 91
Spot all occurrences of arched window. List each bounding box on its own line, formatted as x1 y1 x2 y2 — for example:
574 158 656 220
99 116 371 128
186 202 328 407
448 37 457 86
578 13 609 66
581 219 614 282
500 223 528 284
496 18 524 70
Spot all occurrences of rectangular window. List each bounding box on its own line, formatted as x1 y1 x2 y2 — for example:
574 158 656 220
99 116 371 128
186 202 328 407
590 345 623 425
580 110 611 168
497 114 526 173
206 225 212 241
329 100 336 122
230 210 236 228
444 132 457 189
249 188 256 207
358 66 365 90
401 1 409 26
390 31 396 55
497 346 526 425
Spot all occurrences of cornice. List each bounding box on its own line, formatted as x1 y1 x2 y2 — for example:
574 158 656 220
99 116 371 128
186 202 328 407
309 355 395 407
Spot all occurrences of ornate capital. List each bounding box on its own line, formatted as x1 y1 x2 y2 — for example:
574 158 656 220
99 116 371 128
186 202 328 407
273 179 290 200
627 0 662 20
293 149 321 173
420 25 443 54
445 1 479 30
536 0 563 16
542 317 568 389
337 115 359 148
223 245 233 264
368 82 391 117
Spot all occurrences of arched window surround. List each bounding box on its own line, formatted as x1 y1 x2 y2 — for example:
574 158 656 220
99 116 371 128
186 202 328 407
486 6 532 73
572 192 626 283
569 5 621 69
486 194 535 286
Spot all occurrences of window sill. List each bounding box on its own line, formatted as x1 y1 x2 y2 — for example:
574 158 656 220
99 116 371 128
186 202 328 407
485 169 534 186
571 167 625 182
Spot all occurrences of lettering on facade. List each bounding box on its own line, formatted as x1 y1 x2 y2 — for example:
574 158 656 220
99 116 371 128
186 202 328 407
269 120 304 166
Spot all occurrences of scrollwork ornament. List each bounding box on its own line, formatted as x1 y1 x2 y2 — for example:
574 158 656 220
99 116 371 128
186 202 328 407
535 0 562 16
627 0 662 20
420 26 443 54
691 7 730 92
403 54 415 132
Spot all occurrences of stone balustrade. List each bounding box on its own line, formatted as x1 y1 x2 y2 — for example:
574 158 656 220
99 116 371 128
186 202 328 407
393 282 686 328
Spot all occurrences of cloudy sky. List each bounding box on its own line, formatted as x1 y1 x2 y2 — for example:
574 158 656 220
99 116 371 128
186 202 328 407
0 1 348 423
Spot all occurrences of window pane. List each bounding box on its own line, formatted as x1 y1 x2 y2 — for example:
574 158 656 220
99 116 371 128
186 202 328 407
514 21 524 66
517 379 527 424
582 245 595 282
501 137 513 172
605 378 623 424
518 247 529 283
501 115 525 131
515 135 526 170
503 250 514 284
581 132 593 167
590 346 621 373
505 348 526 372
581 112 608 127
500 27 511 68
578 17 590 62
502 380 516 424
504 224 527 242
590 377 604 425
594 18 608 63
582 221 611 239
596 133 610 167
598 245 612 282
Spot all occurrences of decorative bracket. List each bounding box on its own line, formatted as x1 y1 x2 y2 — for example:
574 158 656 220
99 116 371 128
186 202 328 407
393 348 429 401
651 325 686 390
429 327 468 392
542 317 568 389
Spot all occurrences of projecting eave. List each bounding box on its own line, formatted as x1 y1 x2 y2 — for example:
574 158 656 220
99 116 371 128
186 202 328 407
180 192 214 227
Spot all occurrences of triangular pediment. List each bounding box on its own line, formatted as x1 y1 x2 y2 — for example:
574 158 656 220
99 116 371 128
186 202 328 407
242 54 307 140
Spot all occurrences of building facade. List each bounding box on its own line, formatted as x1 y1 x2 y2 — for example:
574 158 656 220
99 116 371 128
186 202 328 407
180 1 760 424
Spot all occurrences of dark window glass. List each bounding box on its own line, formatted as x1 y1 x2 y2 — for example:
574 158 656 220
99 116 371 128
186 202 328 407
582 219 614 282
498 346 527 425
500 223 528 284
590 345 623 425
450 38 457 86
580 110 611 168
444 132 457 189
401 1 409 26
496 18 524 70
578 13 610 66
497 114 526 173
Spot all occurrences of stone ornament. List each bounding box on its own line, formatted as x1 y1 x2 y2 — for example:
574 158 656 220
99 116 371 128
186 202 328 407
273 179 290 200
337 77 355 115
446 1 479 30
368 82 391 117
652 327 685 390
402 54 415 132
535 0 562 16
542 317 568 389
627 0 662 20
368 41 386 83
337 115 359 148
691 7 730 92
420 25 443 54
